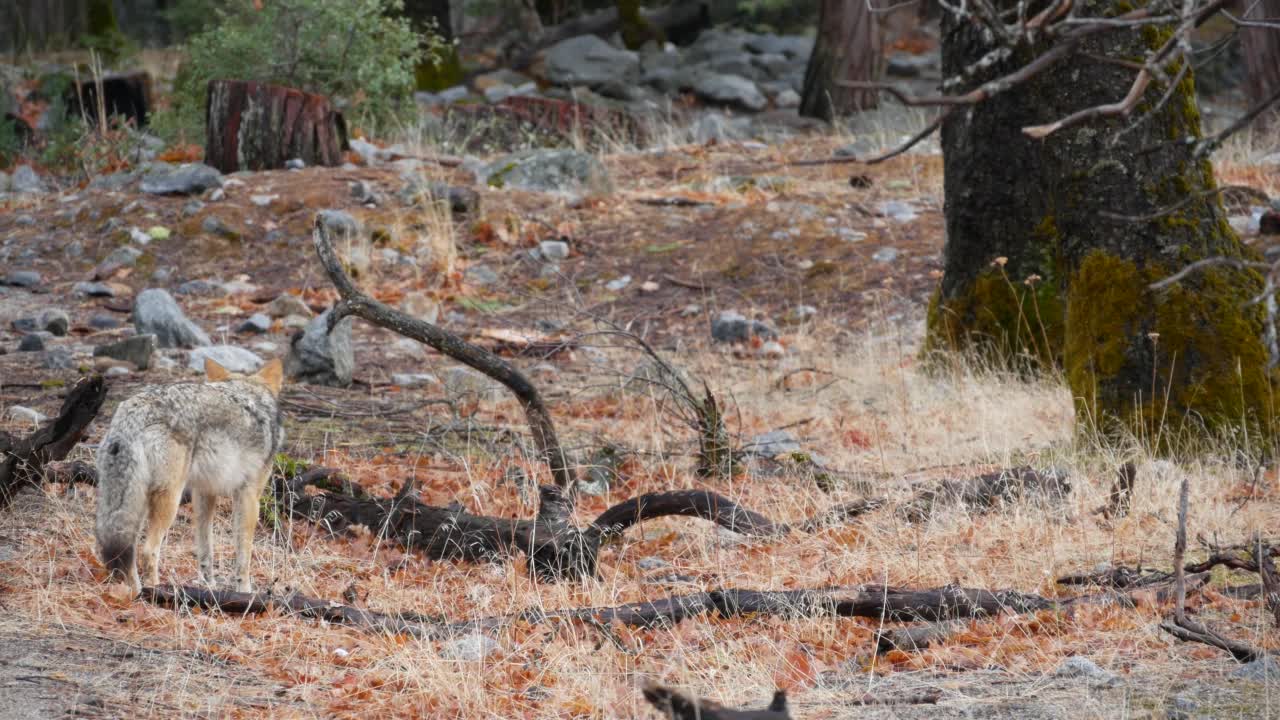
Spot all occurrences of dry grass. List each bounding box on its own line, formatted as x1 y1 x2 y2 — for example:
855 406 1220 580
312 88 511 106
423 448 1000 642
2 308 1277 718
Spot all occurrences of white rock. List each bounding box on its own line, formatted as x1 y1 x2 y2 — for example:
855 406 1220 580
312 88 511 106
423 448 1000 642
7 406 47 425
188 345 264 373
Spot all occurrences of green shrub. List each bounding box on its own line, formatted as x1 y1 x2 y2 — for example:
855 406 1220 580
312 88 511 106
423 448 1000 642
155 0 441 141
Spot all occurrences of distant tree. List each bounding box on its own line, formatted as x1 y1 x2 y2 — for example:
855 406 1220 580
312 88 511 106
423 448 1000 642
800 0 881 121
1239 0 1280 125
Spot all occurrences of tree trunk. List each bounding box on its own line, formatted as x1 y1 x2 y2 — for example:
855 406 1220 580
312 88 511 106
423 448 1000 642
799 0 881 122
204 80 347 173
1239 0 1280 124
926 3 1275 441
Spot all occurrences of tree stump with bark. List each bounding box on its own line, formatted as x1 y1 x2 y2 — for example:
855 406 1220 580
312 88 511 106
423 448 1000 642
204 80 348 173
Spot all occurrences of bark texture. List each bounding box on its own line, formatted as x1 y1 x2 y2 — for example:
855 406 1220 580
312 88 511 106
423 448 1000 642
1239 0 1280 123
800 0 881 121
927 1 1275 439
205 80 347 173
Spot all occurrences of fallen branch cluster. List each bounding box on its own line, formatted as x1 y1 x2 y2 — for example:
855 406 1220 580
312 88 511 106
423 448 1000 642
0 376 106 507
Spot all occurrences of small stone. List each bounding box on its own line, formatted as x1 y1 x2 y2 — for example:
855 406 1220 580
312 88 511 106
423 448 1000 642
148 226 171 241
267 294 312 318
237 313 272 334
7 406 47 424
746 430 801 457
250 194 277 207
834 138 878 158
711 310 777 343
2 270 41 287
637 556 670 571
285 158 306 170
349 181 379 205
73 281 116 297
877 200 919 223
201 215 237 238
188 345 264 374
39 309 70 336
391 372 438 388
42 348 76 370
640 280 660 293
441 632 500 662
130 227 152 245
538 240 571 261
251 341 279 354
872 247 900 263
17 333 46 352
680 304 702 317
182 200 205 218
95 245 143 277
104 365 130 378
774 88 800 108
1053 656 1120 687
464 264 500 286
605 275 631 291
94 334 158 370
176 279 223 296
89 313 122 330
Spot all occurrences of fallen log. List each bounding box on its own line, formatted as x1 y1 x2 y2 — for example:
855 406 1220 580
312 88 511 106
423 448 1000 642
205 80 348 172
0 376 107 508
643 684 790 720
277 470 879 582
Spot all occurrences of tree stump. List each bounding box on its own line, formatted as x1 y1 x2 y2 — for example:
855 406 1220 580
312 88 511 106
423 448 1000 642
204 80 348 173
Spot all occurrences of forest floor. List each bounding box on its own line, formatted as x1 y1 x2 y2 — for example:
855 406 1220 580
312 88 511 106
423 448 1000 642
1 128 1279 718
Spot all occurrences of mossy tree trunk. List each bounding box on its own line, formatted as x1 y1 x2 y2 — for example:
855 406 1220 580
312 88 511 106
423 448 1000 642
800 0 881 122
927 1 1276 441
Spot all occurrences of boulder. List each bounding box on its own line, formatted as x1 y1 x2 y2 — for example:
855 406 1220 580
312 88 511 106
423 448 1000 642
139 163 223 195
94 334 158 370
544 35 640 88
690 72 767 111
133 288 211 348
285 309 354 386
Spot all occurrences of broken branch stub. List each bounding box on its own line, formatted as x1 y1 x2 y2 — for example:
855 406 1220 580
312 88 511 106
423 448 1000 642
311 213 575 492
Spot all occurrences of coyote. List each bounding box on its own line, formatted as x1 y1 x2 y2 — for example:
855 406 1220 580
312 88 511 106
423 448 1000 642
95 357 284 595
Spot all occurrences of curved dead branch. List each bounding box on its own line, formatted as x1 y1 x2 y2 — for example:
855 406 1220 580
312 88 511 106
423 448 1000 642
311 214 575 492
0 375 107 507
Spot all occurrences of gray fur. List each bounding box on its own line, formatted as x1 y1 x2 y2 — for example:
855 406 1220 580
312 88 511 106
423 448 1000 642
95 377 282 593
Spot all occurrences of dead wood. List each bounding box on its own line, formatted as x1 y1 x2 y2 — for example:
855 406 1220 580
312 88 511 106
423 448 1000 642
1257 538 1280 628
1104 461 1136 519
312 213 575 493
277 469 876 582
900 466 1070 521
0 376 107 508
875 621 967 653
643 684 790 720
205 80 347 172
1159 475 1263 662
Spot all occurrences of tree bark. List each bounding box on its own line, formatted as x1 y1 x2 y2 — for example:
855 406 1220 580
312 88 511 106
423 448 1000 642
799 0 881 122
0 376 107 508
1239 0 1280 125
925 2 1275 440
204 80 348 173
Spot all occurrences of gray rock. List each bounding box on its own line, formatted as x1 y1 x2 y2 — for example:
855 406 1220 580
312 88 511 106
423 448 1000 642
480 149 611 194
201 215 237 238
637 556 670 571
350 180 381 205
89 313 122 330
268 294 313 318
94 334 157 370
11 165 46 193
182 199 205 218
140 163 223 195
42 348 76 370
834 138 878 159
7 406 46 424
17 333 46 352
1232 655 1278 682
285 309 354 386
88 170 140 192
133 288 211 348
391 372 438 388
872 246 900 263
316 209 362 240
691 72 767 111
774 88 800 108
188 345 264 374
104 365 130 378
746 430 801 457
285 158 306 170
1053 656 1120 687
464 264 499 286
690 112 750 143
605 275 631 291
437 85 470 103
176 279 223 296
73 281 116 297
39 308 70 336
711 310 778 343
878 200 919 223
398 179 479 214
96 245 143 274
2 270 41 287
10 318 37 333
538 240 570 261
744 34 813 60
442 366 501 398
751 52 795 79
441 632 501 662
238 313 272 334
545 35 639 88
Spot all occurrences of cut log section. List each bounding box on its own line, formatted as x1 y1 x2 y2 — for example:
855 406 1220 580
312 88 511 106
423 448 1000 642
205 80 348 173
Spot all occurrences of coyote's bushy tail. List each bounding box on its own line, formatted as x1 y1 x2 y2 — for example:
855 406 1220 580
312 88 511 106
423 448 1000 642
94 433 150 582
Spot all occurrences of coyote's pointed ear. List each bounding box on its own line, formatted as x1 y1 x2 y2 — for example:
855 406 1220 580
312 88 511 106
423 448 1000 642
205 357 231 381
254 358 284 395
